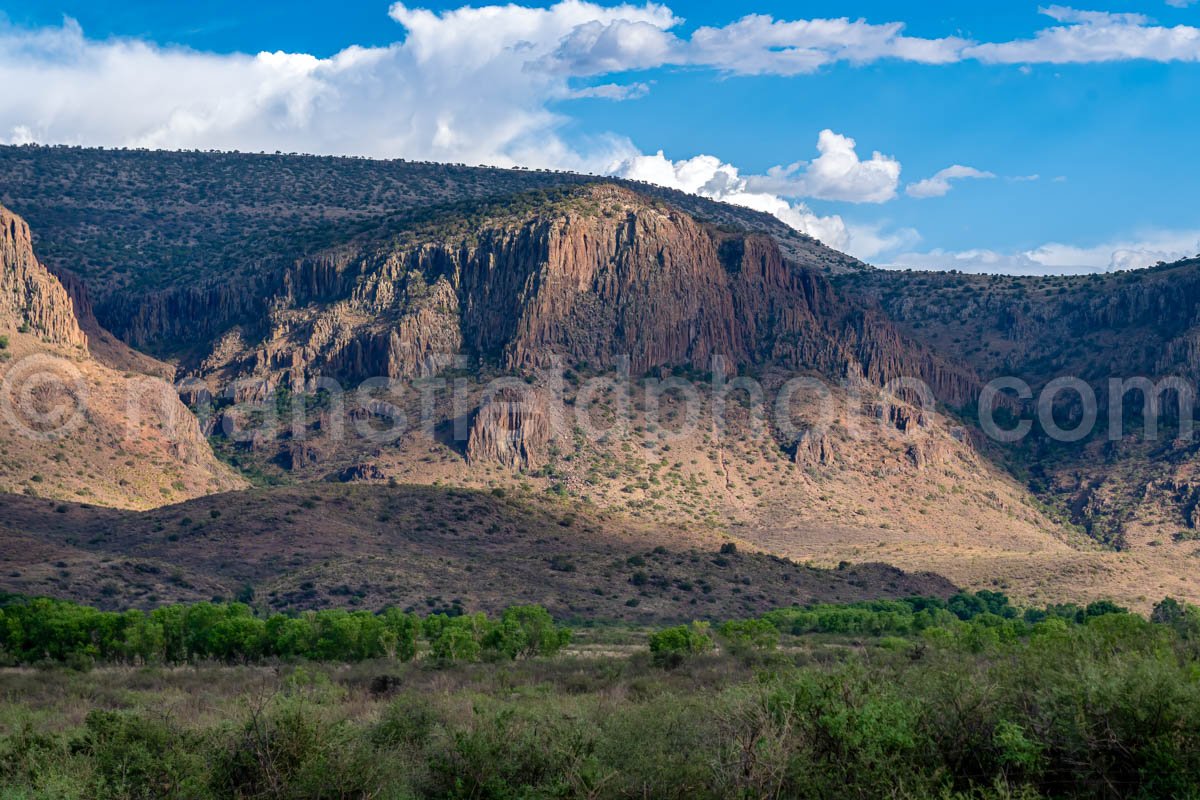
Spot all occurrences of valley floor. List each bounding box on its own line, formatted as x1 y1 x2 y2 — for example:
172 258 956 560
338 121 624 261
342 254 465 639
739 519 1200 613
3 611 1199 799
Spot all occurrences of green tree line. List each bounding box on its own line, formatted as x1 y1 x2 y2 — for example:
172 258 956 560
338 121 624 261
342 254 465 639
6 600 1200 798
6 590 1198 671
0 596 570 668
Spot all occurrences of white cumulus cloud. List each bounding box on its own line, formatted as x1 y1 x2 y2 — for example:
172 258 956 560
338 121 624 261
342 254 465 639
964 6 1200 64
742 130 901 204
889 229 1200 275
906 165 996 199
527 5 1200 73
610 147 912 259
0 3 682 165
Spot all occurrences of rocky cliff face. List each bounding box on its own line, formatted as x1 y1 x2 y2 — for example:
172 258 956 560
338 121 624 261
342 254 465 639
0 204 246 509
466 386 565 471
0 205 86 347
110 186 978 412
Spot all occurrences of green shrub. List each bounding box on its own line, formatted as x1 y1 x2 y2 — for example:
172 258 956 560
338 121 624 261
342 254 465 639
372 693 439 750
75 710 209 800
648 622 713 668
210 698 397 799
0 722 76 794
717 618 779 656
482 605 571 660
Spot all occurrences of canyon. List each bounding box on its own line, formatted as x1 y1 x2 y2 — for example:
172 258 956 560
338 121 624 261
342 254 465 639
2 146 1200 609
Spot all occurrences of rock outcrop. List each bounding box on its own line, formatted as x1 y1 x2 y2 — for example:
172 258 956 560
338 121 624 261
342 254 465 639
791 428 837 466
0 205 86 347
866 399 928 433
113 186 978 414
466 386 563 471
338 462 389 482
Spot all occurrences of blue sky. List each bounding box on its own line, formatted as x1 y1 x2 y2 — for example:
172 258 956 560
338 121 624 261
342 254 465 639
1 1 1198 272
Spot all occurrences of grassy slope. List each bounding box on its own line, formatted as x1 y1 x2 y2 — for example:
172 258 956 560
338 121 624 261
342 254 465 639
0 484 955 622
0 333 246 508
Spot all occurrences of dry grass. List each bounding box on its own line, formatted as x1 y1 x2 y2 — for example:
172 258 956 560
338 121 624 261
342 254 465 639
0 483 953 622
0 334 245 509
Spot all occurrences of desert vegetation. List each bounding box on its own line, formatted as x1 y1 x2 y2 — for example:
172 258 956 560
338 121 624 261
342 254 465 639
2 592 1200 798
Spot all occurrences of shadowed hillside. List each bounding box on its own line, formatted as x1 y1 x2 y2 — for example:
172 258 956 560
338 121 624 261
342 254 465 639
839 258 1200 550
0 485 955 622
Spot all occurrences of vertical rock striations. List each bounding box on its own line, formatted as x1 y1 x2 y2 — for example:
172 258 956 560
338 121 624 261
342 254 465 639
466 386 564 471
0 205 87 347
123 185 978 416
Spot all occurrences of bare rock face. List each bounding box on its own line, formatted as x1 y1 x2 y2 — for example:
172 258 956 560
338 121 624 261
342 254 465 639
0 205 87 347
866 400 928 433
792 428 837 466
466 386 563 471
281 441 323 470
127 185 978 414
0 204 246 508
338 462 388 482
906 440 950 471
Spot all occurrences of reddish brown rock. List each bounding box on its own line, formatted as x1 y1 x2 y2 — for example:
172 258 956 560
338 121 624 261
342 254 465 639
282 441 323 470
792 428 837 466
338 462 388 482
0 205 87 348
865 400 928 433
466 385 563 471
106 185 982 410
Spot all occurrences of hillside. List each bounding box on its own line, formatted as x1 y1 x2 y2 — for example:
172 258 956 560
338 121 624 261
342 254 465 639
838 259 1200 549
0 485 955 622
0 145 857 313
0 203 246 508
839 257 1200 387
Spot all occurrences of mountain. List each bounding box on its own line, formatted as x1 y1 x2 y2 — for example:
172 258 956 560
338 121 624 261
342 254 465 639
0 202 246 508
1 145 1197 611
0 144 856 313
103 184 971 399
77 180 1066 604
839 260 1200 551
